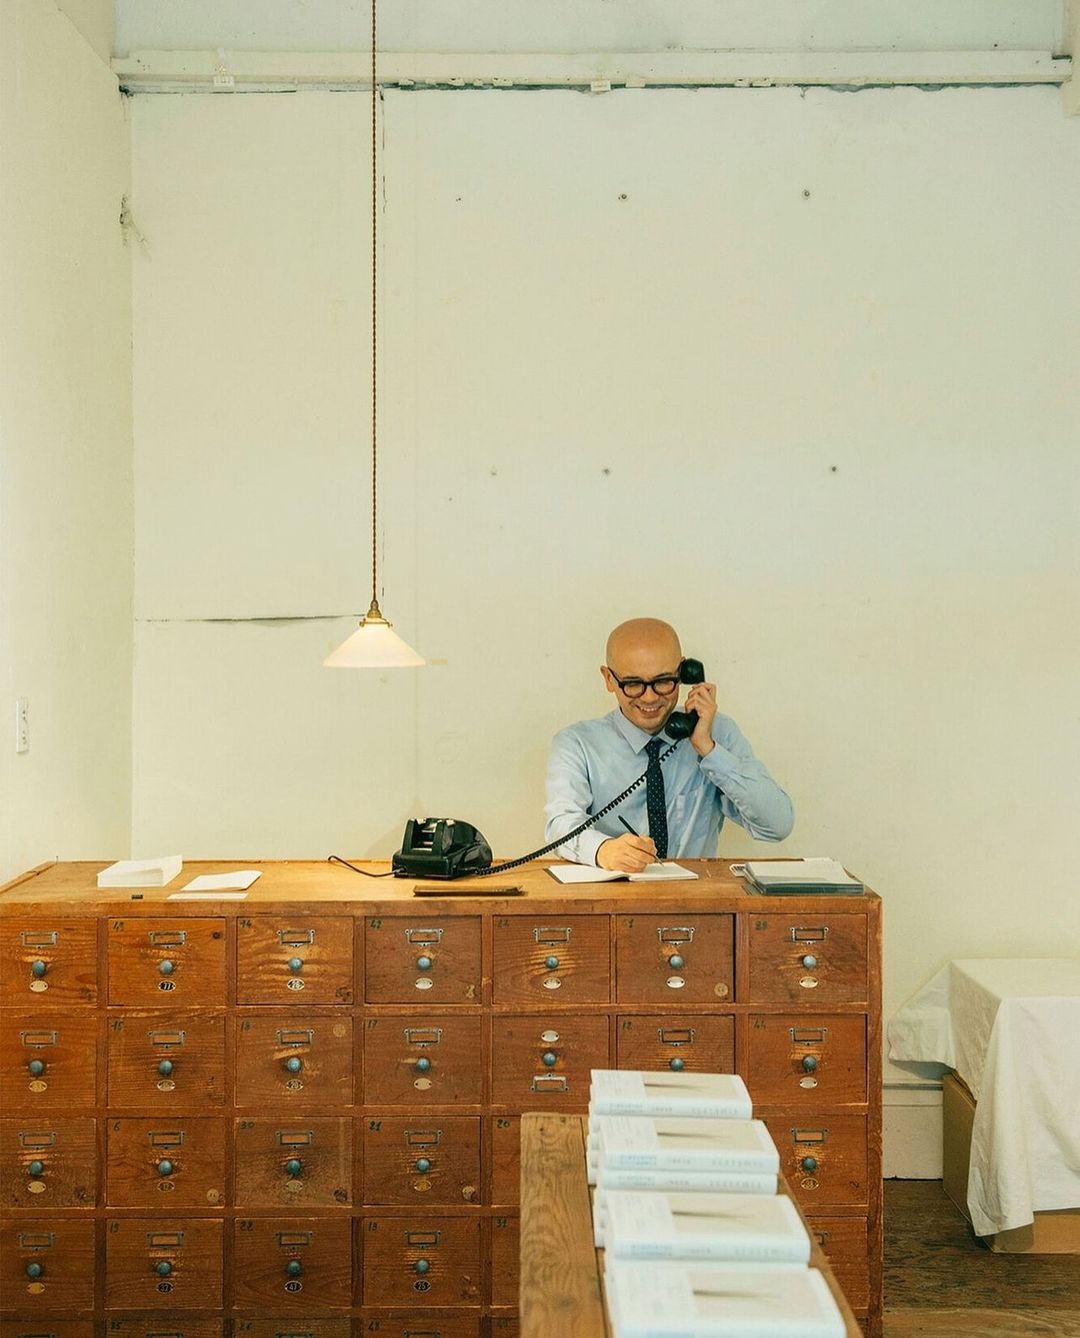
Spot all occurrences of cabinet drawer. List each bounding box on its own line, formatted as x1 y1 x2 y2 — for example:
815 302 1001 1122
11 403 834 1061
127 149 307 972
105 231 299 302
365 916 481 1004
360 1315 481 1338
763 1116 869 1207
490 1016 608 1110
361 1216 481 1307
0 921 97 1007
363 1015 482 1106
744 1016 867 1105
0 1219 96 1311
615 914 734 1004
747 915 867 1005
104 1322 224 1338
808 1214 870 1312
234 1116 353 1208
615 1014 734 1075
1 1118 97 1208
234 1014 353 1108
105 1218 223 1310
0 1323 95 1337
232 1217 352 1310
107 1011 225 1110
107 919 226 1007
364 1116 480 1206
1 1013 98 1111
106 1117 226 1209
490 1320 520 1338
237 916 354 1005
489 1215 519 1307
489 1116 520 1206
234 1323 349 1338
491 917 610 1004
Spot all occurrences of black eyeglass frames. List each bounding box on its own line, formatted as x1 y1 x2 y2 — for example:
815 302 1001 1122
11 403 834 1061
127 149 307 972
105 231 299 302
606 668 682 699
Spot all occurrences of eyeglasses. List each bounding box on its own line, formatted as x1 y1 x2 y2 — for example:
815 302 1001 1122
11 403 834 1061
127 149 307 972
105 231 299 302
607 668 681 699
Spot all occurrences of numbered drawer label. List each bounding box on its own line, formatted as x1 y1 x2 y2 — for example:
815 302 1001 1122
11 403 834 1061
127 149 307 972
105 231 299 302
616 1014 735 1075
105 1218 223 1310
490 1016 609 1110
361 1216 481 1307
107 919 226 1006
237 916 354 1004
0 1118 97 1207
363 1015 482 1105
365 916 481 1003
747 915 868 1004
107 1011 226 1109
106 1117 226 1208
763 1115 869 1205
615 914 734 1003
0 922 97 1006
490 1115 521 1207
234 1117 353 1207
745 1016 867 1103
233 1217 352 1309
0 1220 96 1310
0 1013 98 1111
492 917 610 1004
364 1115 480 1205
235 1014 354 1107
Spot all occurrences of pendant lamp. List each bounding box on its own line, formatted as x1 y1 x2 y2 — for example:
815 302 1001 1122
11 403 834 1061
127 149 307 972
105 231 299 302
324 0 424 670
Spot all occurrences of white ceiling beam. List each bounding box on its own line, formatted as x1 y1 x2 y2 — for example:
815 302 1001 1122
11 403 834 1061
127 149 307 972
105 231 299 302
114 48 1071 95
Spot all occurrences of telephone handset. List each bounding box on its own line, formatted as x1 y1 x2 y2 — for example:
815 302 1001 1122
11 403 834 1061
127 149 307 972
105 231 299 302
664 657 706 740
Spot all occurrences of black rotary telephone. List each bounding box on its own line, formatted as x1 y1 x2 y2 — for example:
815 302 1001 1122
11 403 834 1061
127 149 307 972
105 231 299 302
663 657 706 740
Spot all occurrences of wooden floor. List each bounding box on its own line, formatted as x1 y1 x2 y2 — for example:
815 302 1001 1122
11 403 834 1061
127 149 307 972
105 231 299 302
885 1181 1080 1337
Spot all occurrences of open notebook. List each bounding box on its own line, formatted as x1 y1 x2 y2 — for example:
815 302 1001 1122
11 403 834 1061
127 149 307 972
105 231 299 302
548 862 698 884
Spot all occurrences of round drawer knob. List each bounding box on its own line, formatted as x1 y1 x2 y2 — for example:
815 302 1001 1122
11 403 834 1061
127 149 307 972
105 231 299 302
156 1261 172 1278
28 1059 46 1077
801 1054 819 1073
416 955 433 971
285 1056 303 1074
801 954 818 970
288 957 303 973
284 1158 303 1177
158 960 175 976
157 1160 174 1177
28 1160 45 1178
544 955 559 971
414 1157 431 1174
30 959 47 978
801 1156 819 1173
669 1057 685 1072
541 1051 557 1068
286 1259 302 1278
157 1059 174 1077
414 1258 430 1275
26 1262 44 1279
414 1056 431 1073
667 954 685 970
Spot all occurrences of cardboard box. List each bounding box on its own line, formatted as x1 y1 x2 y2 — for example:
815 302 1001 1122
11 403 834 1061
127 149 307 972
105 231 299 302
942 1071 1080 1253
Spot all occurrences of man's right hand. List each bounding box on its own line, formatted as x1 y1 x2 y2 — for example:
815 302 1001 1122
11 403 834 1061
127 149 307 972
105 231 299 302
597 834 658 873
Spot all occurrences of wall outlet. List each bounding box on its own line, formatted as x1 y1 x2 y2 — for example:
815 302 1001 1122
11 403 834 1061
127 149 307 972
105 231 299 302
15 697 29 753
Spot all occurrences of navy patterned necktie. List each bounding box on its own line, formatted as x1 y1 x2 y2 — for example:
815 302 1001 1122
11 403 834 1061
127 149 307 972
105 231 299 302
644 738 669 860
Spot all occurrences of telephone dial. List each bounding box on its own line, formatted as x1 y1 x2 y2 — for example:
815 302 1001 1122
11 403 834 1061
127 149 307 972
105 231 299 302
390 659 708 879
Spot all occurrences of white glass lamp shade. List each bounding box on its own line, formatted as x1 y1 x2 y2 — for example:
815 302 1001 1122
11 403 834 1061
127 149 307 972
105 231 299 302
323 607 425 668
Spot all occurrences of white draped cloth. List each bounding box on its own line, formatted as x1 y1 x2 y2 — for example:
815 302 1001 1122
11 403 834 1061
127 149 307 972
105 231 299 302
888 958 1080 1237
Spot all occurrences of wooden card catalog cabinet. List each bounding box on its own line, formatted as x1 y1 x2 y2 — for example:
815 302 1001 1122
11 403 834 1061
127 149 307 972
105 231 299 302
0 859 882 1336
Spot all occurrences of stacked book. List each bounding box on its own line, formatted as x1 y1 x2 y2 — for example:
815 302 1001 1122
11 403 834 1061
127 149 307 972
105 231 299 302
589 1069 848 1338
735 858 863 896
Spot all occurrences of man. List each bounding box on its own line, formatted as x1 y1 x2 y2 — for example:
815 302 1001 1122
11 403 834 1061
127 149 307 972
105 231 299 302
545 618 794 872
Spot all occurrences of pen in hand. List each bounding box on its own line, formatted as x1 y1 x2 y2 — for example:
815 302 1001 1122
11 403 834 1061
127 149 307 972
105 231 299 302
618 816 639 837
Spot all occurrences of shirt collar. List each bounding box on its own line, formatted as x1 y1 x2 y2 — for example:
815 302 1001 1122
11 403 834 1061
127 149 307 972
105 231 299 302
610 708 669 756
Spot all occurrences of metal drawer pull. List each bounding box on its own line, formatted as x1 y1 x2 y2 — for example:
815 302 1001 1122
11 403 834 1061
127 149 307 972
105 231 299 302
277 1029 314 1047
18 1232 55 1249
277 1231 312 1248
278 928 316 946
21 1030 58 1047
147 1232 185 1248
405 927 444 945
406 1230 441 1247
789 926 829 943
148 1131 185 1148
20 930 59 947
658 926 695 944
149 930 187 947
790 1027 827 1044
404 1027 443 1047
405 1129 442 1148
531 1074 569 1093
659 1028 695 1046
791 1128 828 1145
149 1030 185 1048
19 1132 57 1149
277 1130 315 1147
534 926 572 944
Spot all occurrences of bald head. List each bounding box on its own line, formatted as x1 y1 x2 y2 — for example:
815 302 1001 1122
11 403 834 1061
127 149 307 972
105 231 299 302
606 618 682 671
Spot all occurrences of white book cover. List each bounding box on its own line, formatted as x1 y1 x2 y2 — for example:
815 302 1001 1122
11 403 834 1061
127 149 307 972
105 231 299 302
591 1071 752 1120
598 1116 779 1174
604 1262 846 1338
97 855 182 888
592 1171 779 1248
603 1190 811 1263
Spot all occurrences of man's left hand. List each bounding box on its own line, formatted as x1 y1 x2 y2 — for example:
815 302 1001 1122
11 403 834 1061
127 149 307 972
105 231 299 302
685 681 718 757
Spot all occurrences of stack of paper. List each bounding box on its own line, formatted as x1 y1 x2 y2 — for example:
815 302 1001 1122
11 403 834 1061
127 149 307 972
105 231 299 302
602 1189 811 1263
590 1070 752 1120
736 858 863 895
604 1260 846 1338
97 856 182 888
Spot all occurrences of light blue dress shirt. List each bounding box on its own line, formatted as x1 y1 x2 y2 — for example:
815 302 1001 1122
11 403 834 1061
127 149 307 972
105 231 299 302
544 709 794 865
